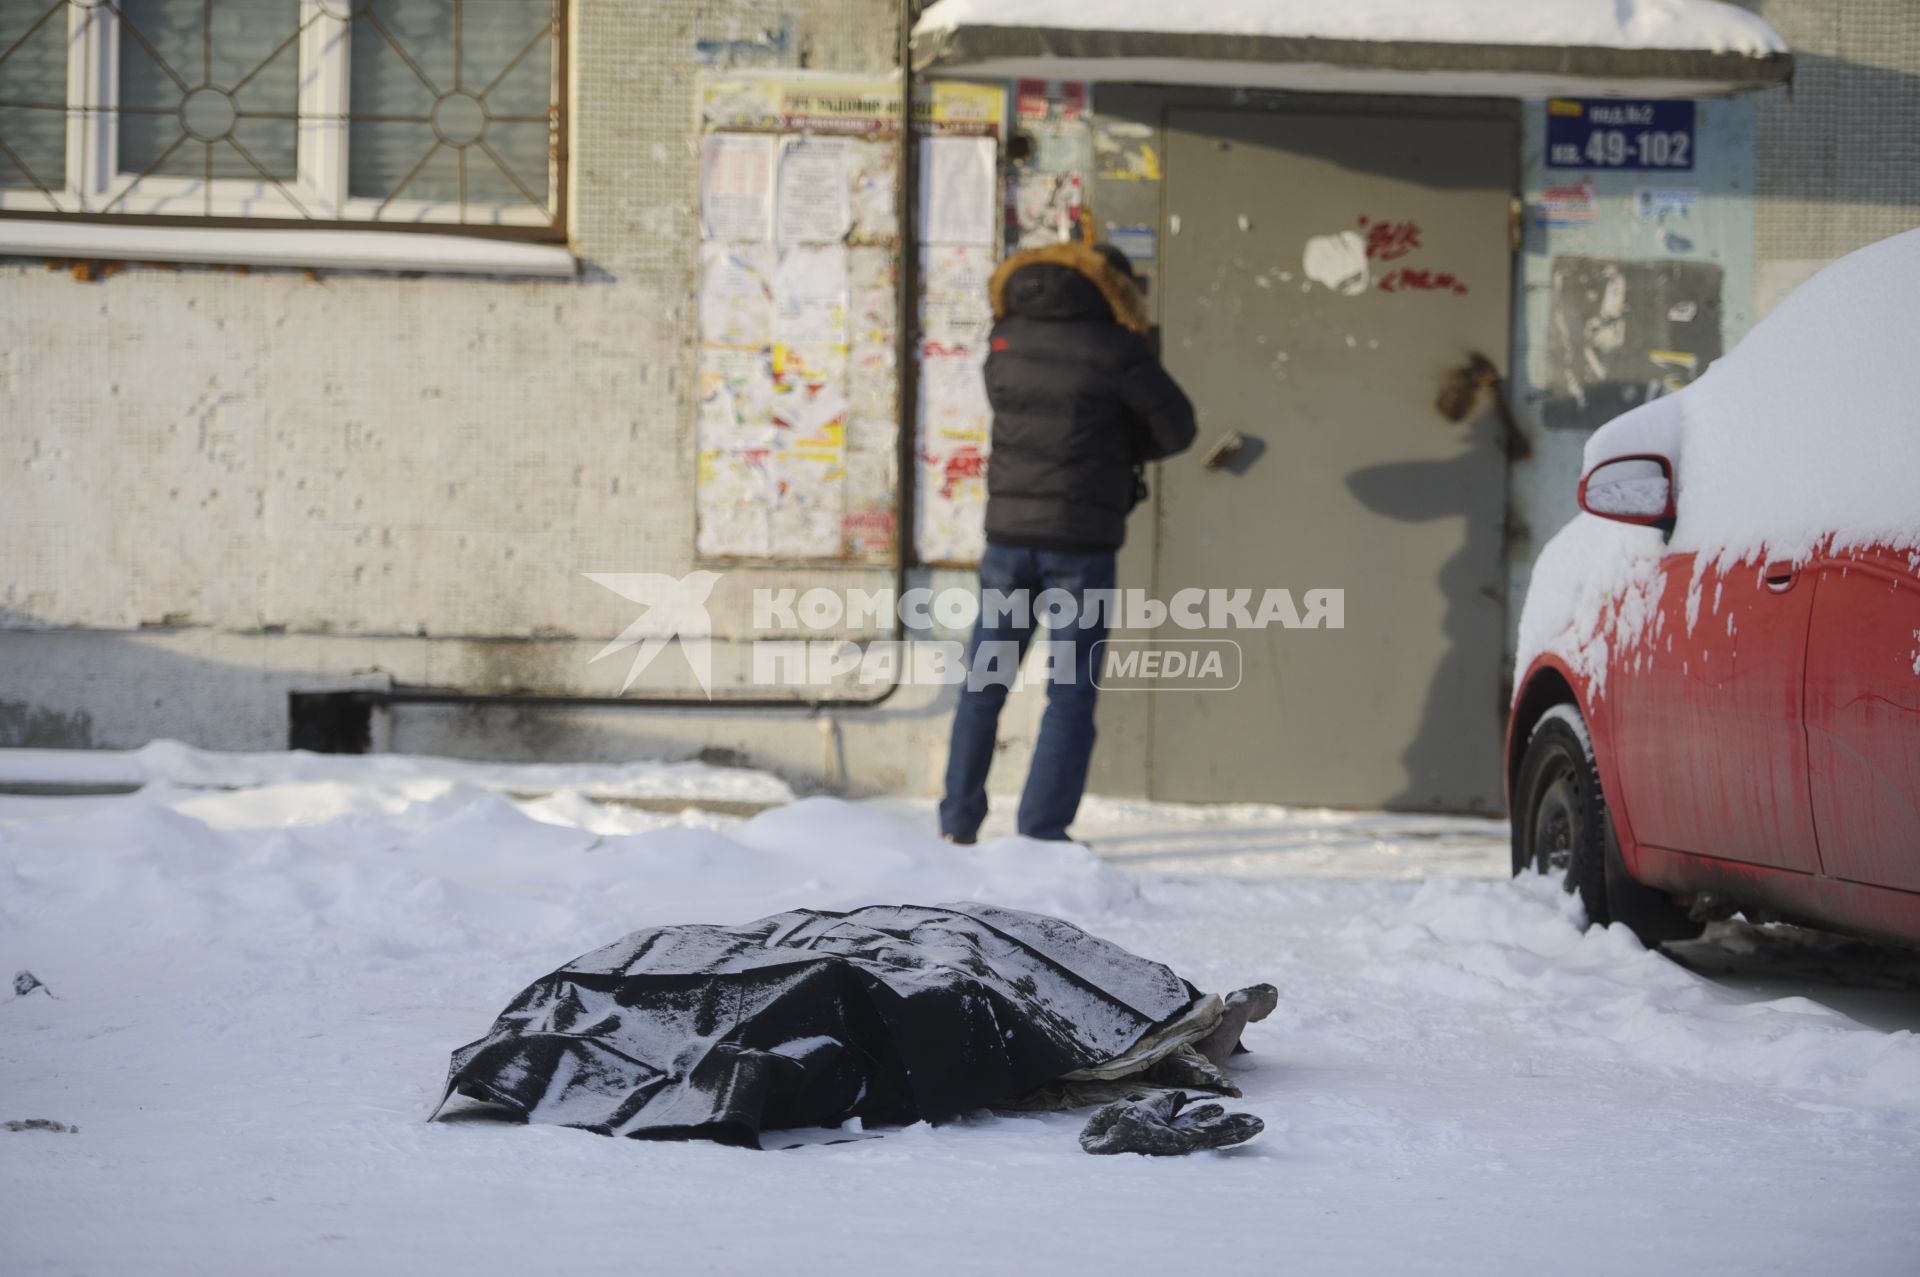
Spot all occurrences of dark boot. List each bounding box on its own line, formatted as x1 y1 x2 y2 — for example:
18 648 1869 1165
1194 983 1279 1068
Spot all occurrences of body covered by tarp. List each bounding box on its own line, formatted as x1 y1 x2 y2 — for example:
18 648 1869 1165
435 903 1205 1147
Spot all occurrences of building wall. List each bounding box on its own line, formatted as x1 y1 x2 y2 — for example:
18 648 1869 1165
1503 98 1759 651
0 0 1022 793
1735 0 1920 312
1506 0 1920 651
8 1 1914 798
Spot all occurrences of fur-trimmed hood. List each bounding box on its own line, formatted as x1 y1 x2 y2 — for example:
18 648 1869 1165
988 242 1148 334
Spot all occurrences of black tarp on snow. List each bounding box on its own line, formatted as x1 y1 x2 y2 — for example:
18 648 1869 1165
434 903 1201 1147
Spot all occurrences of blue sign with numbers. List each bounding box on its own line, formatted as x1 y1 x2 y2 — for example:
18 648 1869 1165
1545 99 1695 170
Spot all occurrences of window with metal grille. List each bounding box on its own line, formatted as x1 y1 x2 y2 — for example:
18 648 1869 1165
0 0 565 234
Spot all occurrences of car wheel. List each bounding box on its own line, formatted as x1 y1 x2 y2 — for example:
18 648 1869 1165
1512 711 1611 927
1603 817 1705 947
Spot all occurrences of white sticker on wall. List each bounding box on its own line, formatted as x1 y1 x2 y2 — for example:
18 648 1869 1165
1302 231 1370 296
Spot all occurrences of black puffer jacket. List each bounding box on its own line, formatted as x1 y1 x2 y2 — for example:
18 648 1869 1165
982 243 1197 552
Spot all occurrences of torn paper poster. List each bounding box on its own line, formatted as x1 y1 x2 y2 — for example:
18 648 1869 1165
1013 170 1084 248
920 244 997 358
849 246 898 350
1095 119 1162 183
699 241 775 345
917 444 990 565
693 71 1003 564
849 138 900 242
921 134 999 246
771 342 851 434
848 247 900 424
773 245 850 346
768 449 847 559
695 449 776 559
776 135 853 245
697 347 776 452
918 354 993 446
700 134 774 242
916 346 994 564
843 429 900 559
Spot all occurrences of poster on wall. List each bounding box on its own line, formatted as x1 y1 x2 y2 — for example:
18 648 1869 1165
1011 78 1090 249
694 73 1003 566
699 134 773 241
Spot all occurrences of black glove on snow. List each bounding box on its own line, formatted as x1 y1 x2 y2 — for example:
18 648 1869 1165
1078 1090 1264 1156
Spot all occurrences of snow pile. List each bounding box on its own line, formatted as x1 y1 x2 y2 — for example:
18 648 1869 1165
1516 230 1920 690
914 0 1787 56
0 738 795 805
0 788 1137 966
4 776 1918 1274
1348 877 1920 1114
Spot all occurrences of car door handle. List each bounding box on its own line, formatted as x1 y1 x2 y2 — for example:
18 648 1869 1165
1763 560 1798 593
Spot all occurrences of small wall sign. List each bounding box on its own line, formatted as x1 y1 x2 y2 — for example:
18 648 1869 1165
1546 99 1695 171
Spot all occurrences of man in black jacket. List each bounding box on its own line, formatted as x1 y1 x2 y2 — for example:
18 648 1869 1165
939 242 1196 844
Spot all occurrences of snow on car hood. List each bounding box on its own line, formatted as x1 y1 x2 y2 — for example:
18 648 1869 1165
1517 228 1920 697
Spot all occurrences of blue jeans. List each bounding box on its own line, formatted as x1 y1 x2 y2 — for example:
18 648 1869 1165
939 542 1115 843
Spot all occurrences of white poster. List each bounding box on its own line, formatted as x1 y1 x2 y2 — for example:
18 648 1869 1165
920 244 996 358
849 138 899 241
919 134 997 246
699 134 773 242
698 241 775 345
773 245 850 345
695 450 774 559
697 347 774 451
768 452 846 559
776 136 852 245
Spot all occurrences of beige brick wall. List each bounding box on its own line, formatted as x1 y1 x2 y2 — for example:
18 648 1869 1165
1732 0 1920 309
3 0 898 648
2 0 970 765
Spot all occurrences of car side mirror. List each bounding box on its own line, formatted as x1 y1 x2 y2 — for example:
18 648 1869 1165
1578 454 1675 531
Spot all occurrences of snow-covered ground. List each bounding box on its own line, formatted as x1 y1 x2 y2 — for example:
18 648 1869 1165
4 756 1917 1275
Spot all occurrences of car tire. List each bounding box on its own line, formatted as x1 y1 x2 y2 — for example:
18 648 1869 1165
1511 711 1611 928
1603 819 1705 947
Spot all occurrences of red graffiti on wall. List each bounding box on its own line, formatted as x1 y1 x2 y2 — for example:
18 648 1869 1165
1358 215 1423 262
1378 267 1470 296
938 447 986 499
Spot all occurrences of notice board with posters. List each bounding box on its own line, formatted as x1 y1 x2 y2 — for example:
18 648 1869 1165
1543 255 1724 430
694 74 1004 566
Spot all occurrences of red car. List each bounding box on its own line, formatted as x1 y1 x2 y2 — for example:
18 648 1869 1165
1506 232 1920 948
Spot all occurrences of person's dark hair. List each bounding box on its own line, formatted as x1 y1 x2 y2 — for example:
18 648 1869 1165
1093 242 1136 281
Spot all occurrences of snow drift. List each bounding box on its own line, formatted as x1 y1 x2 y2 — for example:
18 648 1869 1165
5 767 1919 1274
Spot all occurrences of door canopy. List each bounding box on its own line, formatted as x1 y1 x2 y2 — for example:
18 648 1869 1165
911 0 1792 99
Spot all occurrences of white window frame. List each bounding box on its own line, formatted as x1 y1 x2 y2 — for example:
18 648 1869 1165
0 0 561 231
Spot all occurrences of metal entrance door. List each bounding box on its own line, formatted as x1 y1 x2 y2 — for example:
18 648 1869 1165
1143 107 1515 811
